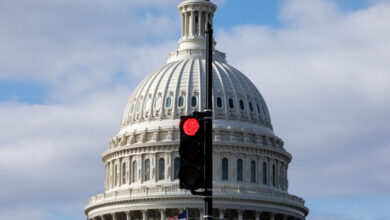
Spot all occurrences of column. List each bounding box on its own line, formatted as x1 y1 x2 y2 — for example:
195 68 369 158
282 215 288 220
199 11 204 36
181 13 185 37
142 210 148 220
159 209 166 220
112 213 118 220
276 160 280 189
255 212 260 220
185 12 189 37
126 211 132 220
199 208 204 220
268 158 272 186
119 158 122 186
111 160 114 189
104 164 108 190
238 210 243 220
100 215 105 220
190 11 195 36
219 209 225 220
270 213 275 220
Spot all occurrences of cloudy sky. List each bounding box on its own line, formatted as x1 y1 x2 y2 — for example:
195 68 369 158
0 0 389 219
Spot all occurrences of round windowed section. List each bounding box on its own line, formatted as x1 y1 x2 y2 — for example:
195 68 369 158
178 96 185 108
191 96 197 107
217 97 222 108
229 98 234 109
165 97 172 108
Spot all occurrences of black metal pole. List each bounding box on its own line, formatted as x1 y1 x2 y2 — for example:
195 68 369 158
204 22 213 220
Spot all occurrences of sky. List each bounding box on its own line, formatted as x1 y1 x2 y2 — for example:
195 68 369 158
0 0 389 219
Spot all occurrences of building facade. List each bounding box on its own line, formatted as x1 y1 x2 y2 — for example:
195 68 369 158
84 0 309 219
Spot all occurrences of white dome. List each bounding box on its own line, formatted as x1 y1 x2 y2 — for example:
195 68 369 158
121 57 273 136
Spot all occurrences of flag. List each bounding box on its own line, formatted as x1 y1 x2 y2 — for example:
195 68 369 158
167 210 187 220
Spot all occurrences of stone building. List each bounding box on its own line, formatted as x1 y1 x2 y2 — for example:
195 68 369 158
84 0 309 219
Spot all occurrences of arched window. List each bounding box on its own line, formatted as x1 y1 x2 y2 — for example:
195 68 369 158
251 160 256 183
144 159 150 181
159 158 165 180
165 97 172 108
174 157 180 180
262 162 267 184
273 164 276 186
237 159 243 181
178 96 184 107
217 97 223 108
229 98 234 109
191 96 197 107
122 162 126 184
114 165 118 186
239 100 245 110
132 161 138 183
222 158 229 180
249 101 254 112
136 101 141 113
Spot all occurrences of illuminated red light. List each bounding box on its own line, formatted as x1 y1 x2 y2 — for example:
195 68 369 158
183 118 200 136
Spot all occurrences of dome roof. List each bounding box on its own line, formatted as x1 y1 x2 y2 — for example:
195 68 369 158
120 57 273 136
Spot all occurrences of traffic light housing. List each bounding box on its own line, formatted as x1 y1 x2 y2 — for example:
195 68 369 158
179 112 206 190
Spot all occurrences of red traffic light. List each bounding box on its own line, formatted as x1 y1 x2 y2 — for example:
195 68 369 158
182 118 200 136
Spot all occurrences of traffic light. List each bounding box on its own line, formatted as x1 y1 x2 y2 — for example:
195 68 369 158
178 112 206 190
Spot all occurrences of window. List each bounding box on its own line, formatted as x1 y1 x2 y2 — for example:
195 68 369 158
178 96 184 108
251 160 256 183
136 101 141 113
174 157 180 180
239 100 245 110
217 97 222 108
229 98 234 109
249 101 254 112
145 159 150 181
191 96 197 107
132 161 138 182
165 97 172 108
237 159 243 181
273 164 276 186
222 158 229 180
262 162 267 184
122 163 126 184
159 158 165 180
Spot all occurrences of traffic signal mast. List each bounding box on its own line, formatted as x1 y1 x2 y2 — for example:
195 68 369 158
178 23 214 220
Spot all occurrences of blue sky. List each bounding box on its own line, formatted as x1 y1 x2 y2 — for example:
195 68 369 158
1 0 390 219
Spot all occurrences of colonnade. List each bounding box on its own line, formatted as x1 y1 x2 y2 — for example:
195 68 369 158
90 208 304 220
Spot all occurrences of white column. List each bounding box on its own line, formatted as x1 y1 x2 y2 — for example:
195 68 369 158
199 208 204 220
185 12 189 37
159 209 166 220
100 215 105 220
119 158 122 186
111 160 115 189
181 13 185 37
255 212 261 220
190 11 195 37
112 213 118 220
126 212 132 220
142 210 148 220
219 209 225 220
238 210 243 220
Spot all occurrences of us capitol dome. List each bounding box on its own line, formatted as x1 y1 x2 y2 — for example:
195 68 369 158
84 0 309 219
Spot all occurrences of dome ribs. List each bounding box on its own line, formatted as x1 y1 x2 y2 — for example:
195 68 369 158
212 61 227 119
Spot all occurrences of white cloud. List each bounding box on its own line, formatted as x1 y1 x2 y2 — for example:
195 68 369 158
216 0 390 197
